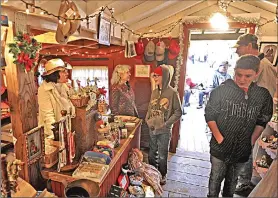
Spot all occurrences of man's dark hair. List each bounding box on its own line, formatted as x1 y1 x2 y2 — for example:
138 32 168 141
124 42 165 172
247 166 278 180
42 71 60 83
235 54 260 73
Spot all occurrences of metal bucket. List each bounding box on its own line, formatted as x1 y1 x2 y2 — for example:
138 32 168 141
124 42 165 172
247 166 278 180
63 179 100 197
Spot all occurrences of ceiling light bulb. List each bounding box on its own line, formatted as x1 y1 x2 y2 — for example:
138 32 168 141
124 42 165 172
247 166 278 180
210 12 229 30
26 8 30 14
40 11 44 15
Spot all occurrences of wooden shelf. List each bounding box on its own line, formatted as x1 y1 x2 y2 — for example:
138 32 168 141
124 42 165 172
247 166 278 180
253 162 268 178
268 121 277 132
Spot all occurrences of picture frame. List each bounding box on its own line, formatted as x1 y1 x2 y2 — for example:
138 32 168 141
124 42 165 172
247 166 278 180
135 65 151 78
1 15 9 27
98 15 111 46
259 42 278 66
25 126 45 165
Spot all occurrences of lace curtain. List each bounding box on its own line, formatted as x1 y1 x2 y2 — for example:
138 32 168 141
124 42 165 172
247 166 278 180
71 66 109 99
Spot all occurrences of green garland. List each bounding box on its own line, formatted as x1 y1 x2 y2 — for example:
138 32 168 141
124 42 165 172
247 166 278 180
8 32 41 72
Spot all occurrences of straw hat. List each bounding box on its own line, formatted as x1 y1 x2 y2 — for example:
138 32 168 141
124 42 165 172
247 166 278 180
42 58 67 76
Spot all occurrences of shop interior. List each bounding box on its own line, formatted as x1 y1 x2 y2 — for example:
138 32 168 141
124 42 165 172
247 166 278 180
1 0 277 197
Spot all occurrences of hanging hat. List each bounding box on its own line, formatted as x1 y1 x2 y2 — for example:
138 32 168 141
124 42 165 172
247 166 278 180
42 58 66 76
135 40 144 59
144 41 155 62
153 66 163 76
168 39 180 60
156 41 166 61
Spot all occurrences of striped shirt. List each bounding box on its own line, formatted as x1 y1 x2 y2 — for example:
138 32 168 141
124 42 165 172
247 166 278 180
205 79 273 163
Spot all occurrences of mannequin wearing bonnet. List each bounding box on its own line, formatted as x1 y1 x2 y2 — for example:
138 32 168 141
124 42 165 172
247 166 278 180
37 58 75 137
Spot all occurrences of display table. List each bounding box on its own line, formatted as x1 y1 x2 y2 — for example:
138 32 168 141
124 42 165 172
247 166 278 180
41 119 142 197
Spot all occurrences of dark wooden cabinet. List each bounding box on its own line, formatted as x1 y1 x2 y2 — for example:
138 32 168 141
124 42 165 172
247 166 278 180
71 107 98 160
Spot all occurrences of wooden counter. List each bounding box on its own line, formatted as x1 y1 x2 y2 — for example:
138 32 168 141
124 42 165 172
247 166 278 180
41 119 142 197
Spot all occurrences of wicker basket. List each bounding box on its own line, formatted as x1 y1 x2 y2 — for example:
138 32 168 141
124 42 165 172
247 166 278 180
70 96 90 107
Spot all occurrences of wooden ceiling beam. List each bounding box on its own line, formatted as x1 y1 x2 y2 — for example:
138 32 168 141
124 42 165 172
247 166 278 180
129 0 203 31
248 1 276 13
114 1 178 25
230 1 275 20
137 1 216 33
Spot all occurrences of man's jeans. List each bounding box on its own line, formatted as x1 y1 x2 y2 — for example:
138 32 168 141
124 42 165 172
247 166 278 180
148 132 171 177
198 91 209 106
238 153 253 186
208 155 245 197
184 90 191 105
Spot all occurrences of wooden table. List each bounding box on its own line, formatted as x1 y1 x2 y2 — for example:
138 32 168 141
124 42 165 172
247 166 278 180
41 119 142 197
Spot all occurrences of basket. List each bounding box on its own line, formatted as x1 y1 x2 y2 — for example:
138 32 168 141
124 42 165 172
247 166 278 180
70 96 90 107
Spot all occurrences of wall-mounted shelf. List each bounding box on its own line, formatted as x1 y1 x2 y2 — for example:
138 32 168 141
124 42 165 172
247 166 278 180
258 139 277 160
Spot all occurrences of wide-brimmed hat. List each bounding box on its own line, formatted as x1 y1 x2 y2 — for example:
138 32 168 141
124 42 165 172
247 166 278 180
232 34 258 48
42 58 67 76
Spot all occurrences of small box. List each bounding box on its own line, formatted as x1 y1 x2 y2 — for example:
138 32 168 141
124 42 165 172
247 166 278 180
43 145 59 168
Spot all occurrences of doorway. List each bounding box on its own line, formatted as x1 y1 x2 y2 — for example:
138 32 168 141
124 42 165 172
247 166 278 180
178 39 238 153
176 24 255 154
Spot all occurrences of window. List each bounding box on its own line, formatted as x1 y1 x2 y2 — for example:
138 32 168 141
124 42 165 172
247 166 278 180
71 66 109 100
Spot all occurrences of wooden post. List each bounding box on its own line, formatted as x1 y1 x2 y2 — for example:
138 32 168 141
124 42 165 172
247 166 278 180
5 34 38 182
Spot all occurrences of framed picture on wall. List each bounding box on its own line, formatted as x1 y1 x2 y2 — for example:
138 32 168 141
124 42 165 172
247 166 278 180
25 126 45 165
135 65 150 78
98 15 111 46
259 42 278 66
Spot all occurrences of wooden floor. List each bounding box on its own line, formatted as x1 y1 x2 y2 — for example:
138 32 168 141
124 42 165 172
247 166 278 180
162 150 210 197
178 92 212 153
163 97 212 197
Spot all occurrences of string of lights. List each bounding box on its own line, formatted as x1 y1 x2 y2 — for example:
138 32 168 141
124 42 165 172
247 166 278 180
19 0 276 39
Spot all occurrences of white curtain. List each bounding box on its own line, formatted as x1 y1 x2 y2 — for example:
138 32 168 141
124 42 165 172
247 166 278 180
71 66 109 99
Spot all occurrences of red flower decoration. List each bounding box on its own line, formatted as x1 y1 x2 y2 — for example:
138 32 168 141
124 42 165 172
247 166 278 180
8 32 41 72
98 87 107 97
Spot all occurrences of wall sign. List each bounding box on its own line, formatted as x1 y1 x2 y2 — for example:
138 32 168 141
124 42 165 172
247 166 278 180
135 65 150 78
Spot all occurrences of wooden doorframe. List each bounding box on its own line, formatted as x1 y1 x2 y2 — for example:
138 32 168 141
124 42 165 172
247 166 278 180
169 22 256 153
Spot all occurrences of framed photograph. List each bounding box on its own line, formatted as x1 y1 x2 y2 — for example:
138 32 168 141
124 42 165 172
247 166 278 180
1 15 9 27
135 65 151 78
25 126 45 165
98 15 111 46
259 42 278 66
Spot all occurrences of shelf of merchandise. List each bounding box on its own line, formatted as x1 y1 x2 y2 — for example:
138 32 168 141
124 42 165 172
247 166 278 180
253 161 268 178
268 121 277 132
258 139 277 160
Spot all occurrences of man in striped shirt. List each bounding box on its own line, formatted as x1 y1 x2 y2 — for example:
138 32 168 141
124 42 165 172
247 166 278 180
205 55 273 197
233 33 277 196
